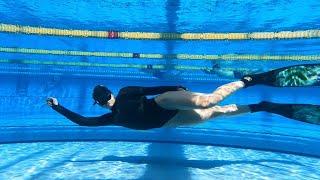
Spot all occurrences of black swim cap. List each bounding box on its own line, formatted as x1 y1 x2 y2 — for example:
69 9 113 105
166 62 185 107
92 85 112 106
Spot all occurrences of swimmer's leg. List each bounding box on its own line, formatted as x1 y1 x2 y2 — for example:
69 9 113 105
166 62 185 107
162 104 250 127
155 81 245 110
250 101 320 125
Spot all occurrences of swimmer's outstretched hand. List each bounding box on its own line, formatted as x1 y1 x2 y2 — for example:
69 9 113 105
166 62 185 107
47 97 59 107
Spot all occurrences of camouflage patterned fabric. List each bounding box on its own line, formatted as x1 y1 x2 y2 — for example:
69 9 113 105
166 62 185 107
275 64 320 86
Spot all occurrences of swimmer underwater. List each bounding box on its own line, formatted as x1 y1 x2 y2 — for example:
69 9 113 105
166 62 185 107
47 64 320 130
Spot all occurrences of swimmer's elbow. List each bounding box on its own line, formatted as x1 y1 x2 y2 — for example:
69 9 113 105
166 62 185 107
76 120 101 127
73 116 110 127
69 117 97 126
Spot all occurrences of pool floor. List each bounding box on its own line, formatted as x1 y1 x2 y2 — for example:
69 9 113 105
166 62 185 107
1 141 320 180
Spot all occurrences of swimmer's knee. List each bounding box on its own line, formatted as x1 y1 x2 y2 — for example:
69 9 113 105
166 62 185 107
194 109 212 120
196 107 226 120
193 95 220 109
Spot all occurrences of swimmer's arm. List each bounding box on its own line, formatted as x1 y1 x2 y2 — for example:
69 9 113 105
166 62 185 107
51 104 113 126
122 86 187 96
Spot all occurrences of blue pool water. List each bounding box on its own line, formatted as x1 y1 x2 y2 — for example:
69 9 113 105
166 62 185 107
0 0 320 179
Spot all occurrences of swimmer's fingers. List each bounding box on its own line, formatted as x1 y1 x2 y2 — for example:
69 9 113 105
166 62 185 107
46 97 58 106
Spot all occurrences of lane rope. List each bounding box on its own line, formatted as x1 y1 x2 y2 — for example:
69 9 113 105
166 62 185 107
0 47 319 61
1 23 320 40
0 58 257 71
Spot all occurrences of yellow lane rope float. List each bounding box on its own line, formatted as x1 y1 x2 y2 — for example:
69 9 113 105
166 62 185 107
0 47 319 61
1 23 320 40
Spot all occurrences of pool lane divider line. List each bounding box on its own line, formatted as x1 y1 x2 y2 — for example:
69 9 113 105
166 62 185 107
0 47 319 61
0 59 261 72
1 23 320 40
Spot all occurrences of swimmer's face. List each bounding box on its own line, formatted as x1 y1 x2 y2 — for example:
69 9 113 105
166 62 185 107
101 94 115 109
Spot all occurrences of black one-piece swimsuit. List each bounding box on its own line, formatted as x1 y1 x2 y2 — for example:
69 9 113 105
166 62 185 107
52 86 182 130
